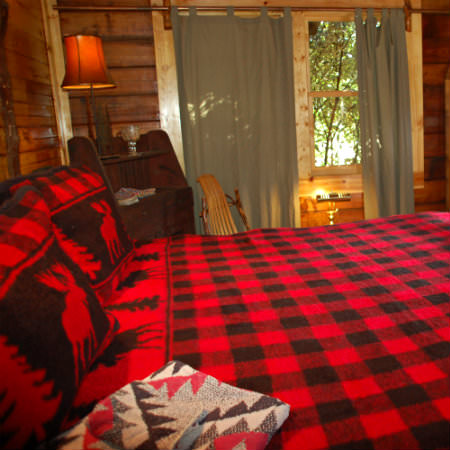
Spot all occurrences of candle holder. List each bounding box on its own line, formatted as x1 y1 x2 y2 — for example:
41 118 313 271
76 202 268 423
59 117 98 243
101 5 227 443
121 125 141 155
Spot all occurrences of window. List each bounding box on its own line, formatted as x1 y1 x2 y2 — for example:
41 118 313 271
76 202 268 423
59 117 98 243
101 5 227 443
294 11 423 190
309 21 360 170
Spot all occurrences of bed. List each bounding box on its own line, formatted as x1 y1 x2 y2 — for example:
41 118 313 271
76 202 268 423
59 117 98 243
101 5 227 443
71 210 449 450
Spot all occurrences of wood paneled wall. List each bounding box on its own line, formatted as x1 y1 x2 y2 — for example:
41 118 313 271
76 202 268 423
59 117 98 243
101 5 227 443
419 3 449 212
301 4 450 227
0 0 61 181
57 0 160 144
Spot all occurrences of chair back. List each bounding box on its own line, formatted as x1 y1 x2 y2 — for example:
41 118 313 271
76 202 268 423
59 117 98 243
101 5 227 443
197 174 239 235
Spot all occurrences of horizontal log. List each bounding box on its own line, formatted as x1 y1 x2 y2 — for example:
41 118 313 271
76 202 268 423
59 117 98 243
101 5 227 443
103 40 156 68
422 15 450 40
67 68 158 98
424 112 445 134
423 85 445 112
19 147 60 166
12 78 53 99
414 179 446 204
422 40 450 63
5 24 48 60
59 11 154 38
14 102 56 120
415 202 447 212
21 156 61 176
19 136 60 154
69 94 160 121
424 133 445 157
15 115 57 128
424 155 446 180
0 128 55 158
423 64 450 85
6 51 52 86
72 120 161 138
7 2 44 41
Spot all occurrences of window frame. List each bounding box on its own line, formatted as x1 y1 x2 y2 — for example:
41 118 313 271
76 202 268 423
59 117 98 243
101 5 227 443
293 10 424 193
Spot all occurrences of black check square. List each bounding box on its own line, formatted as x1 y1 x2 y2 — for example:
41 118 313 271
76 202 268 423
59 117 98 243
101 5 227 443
218 288 240 297
318 292 346 303
307 279 332 288
365 355 401 374
349 273 372 282
304 366 339 386
411 421 450 450
221 303 248 315
389 267 412 276
424 342 450 359
379 301 409 314
426 293 449 305
386 385 429 407
347 330 379 346
363 286 390 296
280 316 309 329
291 339 323 354
399 320 432 336
406 279 430 288
263 284 286 293
232 346 265 362
316 399 358 423
271 297 297 308
256 271 278 280
331 309 361 323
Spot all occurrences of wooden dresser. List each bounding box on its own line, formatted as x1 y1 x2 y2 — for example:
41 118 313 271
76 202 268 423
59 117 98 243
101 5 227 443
69 130 195 240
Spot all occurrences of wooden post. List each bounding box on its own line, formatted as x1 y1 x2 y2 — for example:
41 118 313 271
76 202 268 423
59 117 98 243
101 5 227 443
0 0 20 177
445 66 450 210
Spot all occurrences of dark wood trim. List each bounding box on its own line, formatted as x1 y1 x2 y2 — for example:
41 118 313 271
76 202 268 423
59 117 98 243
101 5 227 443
0 0 20 177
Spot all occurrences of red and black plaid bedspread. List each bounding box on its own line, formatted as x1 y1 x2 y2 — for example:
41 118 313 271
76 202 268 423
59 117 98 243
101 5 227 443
168 212 450 450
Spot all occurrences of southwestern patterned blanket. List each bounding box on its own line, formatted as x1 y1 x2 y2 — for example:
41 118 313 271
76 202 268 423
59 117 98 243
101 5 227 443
70 211 449 450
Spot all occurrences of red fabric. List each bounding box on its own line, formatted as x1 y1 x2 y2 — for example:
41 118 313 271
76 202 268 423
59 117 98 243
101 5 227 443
0 187 116 449
9 166 134 304
69 212 449 450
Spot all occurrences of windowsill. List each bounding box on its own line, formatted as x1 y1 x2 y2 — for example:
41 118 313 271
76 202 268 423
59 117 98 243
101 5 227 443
299 171 424 197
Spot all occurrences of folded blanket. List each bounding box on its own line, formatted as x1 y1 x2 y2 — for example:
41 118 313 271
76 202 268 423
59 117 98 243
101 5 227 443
43 360 290 450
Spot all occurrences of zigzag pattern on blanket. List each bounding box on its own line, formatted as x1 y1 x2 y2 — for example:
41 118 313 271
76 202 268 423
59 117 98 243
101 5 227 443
46 360 290 450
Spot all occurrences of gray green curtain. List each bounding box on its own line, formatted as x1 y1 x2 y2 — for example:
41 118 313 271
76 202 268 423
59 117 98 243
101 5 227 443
355 9 415 219
171 7 299 232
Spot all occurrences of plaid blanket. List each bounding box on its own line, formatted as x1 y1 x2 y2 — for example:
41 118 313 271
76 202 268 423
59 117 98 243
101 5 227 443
169 212 450 450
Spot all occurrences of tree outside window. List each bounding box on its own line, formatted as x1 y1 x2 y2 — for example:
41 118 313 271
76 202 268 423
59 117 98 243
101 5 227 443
309 21 360 169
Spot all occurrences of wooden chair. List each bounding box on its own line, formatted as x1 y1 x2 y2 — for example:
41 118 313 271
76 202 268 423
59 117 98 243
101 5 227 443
197 174 250 235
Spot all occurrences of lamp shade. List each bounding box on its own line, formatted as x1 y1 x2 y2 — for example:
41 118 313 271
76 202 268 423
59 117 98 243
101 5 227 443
61 35 115 90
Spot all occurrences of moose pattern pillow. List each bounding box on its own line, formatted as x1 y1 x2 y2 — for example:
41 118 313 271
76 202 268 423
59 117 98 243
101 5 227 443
0 187 116 449
9 166 134 303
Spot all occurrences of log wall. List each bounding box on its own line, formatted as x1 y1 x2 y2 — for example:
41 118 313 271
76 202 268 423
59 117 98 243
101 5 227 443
57 0 160 145
0 0 61 181
419 2 449 212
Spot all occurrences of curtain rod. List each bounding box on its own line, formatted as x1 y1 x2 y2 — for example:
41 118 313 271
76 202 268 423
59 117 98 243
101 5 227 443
53 5 449 15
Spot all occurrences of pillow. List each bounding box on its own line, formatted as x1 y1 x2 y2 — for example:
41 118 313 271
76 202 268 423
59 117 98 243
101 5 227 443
9 166 134 304
0 187 116 449
44 360 290 450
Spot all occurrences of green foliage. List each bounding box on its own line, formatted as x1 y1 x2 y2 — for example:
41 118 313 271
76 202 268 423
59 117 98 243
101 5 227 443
309 21 361 167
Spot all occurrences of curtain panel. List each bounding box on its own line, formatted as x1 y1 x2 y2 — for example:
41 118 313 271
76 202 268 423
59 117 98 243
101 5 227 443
171 7 300 231
355 9 415 219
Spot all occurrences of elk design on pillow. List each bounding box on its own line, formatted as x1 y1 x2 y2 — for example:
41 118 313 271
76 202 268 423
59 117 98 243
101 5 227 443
91 200 124 264
36 263 98 386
